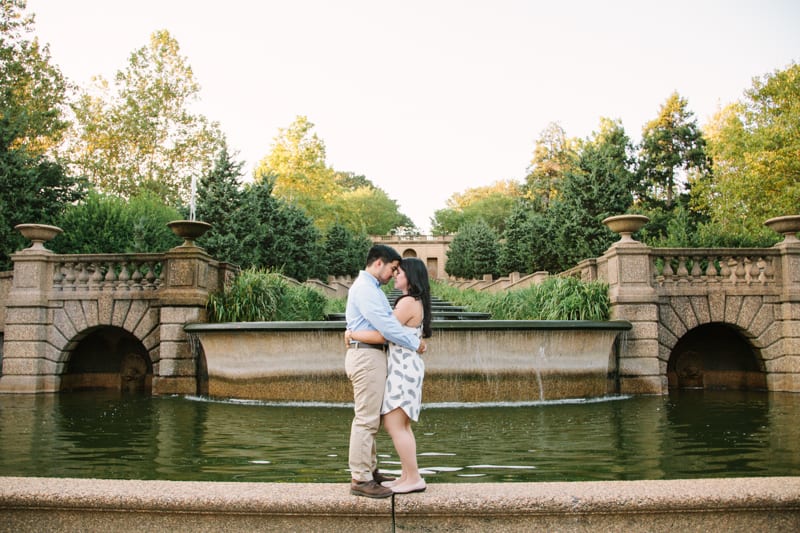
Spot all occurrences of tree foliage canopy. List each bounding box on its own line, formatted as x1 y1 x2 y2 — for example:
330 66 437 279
66 30 225 205
255 116 411 234
0 0 86 269
4 4 798 283
637 91 708 209
431 180 521 235
445 218 499 279
692 62 800 238
0 0 69 154
523 122 578 208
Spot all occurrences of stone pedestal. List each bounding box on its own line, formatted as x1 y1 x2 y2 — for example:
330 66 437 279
153 244 216 396
600 219 664 395
0 248 60 393
770 236 800 392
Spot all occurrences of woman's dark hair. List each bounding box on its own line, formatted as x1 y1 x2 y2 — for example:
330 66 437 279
397 257 432 338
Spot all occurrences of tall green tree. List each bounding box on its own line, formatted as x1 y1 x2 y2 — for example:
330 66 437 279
254 115 339 228
445 219 499 279
545 119 636 269
501 118 635 275
255 117 412 233
66 30 225 205
195 146 248 265
0 0 86 268
0 0 70 154
321 222 371 278
431 180 520 235
523 122 578 208
237 178 323 281
637 92 708 209
692 62 800 238
498 201 536 274
0 133 86 267
334 185 408 235
332 171 412 234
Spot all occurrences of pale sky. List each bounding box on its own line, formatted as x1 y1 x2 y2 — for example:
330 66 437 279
26 0 800 232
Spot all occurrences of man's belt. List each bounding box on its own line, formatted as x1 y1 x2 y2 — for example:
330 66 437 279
350 342 387 351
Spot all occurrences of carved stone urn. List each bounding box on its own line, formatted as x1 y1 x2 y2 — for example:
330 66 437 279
14 223 63 252
602 214 649 243
764 215 800 244
167 220 212 247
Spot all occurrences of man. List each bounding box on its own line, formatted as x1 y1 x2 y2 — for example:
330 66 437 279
345 244 426 498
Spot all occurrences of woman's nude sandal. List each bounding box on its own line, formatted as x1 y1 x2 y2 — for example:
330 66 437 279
391 479 426 494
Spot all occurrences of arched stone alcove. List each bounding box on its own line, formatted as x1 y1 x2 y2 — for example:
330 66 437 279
667 323 766 391
62 326 153 394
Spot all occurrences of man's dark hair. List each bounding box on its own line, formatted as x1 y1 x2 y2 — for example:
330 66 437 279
366 244 402 266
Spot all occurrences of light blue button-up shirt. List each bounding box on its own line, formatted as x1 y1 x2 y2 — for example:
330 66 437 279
345 270 421 351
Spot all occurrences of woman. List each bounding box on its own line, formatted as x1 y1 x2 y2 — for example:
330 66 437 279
347 257 432 494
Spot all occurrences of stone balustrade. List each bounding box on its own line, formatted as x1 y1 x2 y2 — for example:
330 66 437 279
52 254 165 292
650 248 780 286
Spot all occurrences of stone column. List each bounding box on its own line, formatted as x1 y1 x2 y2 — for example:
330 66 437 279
598 221 663 395
766 234 800 392
153 243 215 396
0 245 60 393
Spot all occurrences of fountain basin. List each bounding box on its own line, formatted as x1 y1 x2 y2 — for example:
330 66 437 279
186 320 632 402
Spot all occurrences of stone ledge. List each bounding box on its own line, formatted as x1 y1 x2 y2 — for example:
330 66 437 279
1 476 798 532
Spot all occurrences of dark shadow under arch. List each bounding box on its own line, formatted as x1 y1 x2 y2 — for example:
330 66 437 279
62 326 152 394
667 323 766 391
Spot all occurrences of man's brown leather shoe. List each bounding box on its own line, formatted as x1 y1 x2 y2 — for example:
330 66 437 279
350 480 393 499
372 470 396 483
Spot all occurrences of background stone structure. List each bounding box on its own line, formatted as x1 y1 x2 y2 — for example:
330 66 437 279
0 237 235 395
0 223 798 396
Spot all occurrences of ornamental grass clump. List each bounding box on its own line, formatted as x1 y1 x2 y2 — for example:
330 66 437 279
207 268 328 322
531 277 609 320
431 277 609 321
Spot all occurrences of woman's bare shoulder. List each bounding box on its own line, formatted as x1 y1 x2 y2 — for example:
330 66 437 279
394 295 422 325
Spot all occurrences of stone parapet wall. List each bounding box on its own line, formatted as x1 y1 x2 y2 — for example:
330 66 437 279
1 476 798 532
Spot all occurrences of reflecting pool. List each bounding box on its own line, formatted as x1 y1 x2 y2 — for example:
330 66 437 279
0 390 798 483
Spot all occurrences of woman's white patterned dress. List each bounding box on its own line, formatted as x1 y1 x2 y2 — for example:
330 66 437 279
381 321 425 421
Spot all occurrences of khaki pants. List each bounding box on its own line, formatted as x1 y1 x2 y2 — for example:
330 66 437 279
345 347 387 482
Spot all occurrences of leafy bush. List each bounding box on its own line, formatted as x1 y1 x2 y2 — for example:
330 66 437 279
207 268 328 322
324 296 346 315
432 277 610 321
52 190 181 254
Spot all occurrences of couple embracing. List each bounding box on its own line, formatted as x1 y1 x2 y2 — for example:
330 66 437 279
345 244 432 498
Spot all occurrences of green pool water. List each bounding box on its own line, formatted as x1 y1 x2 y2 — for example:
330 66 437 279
1 390 797 483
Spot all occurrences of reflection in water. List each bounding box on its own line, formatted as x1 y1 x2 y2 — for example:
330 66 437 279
0 391 798 483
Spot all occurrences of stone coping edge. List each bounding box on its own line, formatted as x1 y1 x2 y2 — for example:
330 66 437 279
2 476 799 514
3 477 799 532
185 319 633 332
